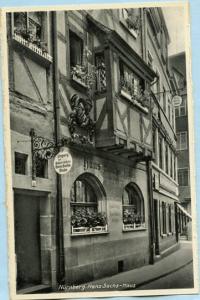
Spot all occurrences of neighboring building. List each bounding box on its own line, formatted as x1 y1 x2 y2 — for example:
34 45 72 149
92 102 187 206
144 8 179 255
169 52 191 234
6 8 189 293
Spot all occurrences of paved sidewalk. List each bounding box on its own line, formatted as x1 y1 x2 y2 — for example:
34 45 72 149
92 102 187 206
78 241 193 291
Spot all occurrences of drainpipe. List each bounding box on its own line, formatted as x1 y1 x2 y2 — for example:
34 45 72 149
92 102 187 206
52 11 65 286
146 158 154 264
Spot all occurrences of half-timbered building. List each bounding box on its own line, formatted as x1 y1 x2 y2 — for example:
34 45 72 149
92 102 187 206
6 7 186 293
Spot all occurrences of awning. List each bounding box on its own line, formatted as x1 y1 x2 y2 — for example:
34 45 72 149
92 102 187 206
177 203 192 219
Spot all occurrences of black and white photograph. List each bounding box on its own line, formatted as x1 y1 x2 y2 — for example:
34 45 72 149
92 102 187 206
1 1 199 298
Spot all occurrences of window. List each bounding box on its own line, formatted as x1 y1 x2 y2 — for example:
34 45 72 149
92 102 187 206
13 12 46 48
168 100 171 123
70 175 107 235
95 52 106 92
162 202 167 234
15 152 28 175
174 156 177 181
165 143 168 174
160 28 167 63
177 132 187 150
152 126 156 157
163 87 166 113
159 135 163 169
120 8 140 37
148 51 153 69
152 69 160 101
175 98 186 117
69 31 83 67
122 183 145 230
170 150 173 178
168 205 172 233
35 156 48 178
178 168 189 186
119 60 144 98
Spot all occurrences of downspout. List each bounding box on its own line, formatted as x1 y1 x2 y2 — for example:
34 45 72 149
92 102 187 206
146 158 154 264
52 11 65 286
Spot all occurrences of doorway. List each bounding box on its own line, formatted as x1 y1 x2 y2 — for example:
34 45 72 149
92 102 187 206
14 192 42 290
154 199 160 255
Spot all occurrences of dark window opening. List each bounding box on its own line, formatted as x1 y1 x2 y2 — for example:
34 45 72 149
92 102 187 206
118 260 124 273
162 202 167 234
165 143 168 174
159 136 163 169
168 205 172 233
69 31 83 67
178 168 189 186
15 152 28 175
35 156 48 178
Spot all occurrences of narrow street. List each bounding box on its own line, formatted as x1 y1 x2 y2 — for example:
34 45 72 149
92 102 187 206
137 261 194 289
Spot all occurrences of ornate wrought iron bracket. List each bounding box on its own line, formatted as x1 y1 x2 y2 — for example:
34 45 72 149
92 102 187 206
30 128 62 182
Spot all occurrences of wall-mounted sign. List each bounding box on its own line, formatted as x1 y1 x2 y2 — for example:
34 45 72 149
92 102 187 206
54 149 72 175
172 95 182 107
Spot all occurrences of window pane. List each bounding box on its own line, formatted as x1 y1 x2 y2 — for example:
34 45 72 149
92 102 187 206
70 31 83 66
15 152 28 175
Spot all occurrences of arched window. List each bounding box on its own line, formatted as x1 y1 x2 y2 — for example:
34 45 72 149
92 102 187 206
70 174 107 235
122 183 145 230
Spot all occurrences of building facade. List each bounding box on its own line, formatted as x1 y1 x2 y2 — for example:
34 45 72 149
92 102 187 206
6 8 188 293
169 52 192 235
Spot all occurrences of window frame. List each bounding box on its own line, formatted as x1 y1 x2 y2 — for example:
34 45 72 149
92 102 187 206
178 167 189 187
70 176 107 236
119 8 139 39
122 183 145 231
177 131 188 151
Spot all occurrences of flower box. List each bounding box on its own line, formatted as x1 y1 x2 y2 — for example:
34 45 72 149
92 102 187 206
123 223 146 231
72 225 107 235
13 33 53 63
71 74 88 88
120 89 149 114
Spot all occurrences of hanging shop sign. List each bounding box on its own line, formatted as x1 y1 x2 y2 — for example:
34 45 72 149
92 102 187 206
54 148 72 174
172 95 182 107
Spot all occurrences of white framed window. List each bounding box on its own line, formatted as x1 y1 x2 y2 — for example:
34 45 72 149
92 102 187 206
177 132 187 150
122 182 145 231
178 168 189 186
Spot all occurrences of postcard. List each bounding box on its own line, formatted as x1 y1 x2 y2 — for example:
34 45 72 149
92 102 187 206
0 1 199 299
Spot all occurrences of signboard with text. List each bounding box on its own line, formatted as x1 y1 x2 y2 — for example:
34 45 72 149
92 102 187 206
54 149 72 175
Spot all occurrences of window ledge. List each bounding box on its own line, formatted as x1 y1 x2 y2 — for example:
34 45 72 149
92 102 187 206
120 89 149 114
71 75 88 89
71 225 108 236
12 33 53 65
167 232 173 236
123 224 146 232
161 233 167 238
